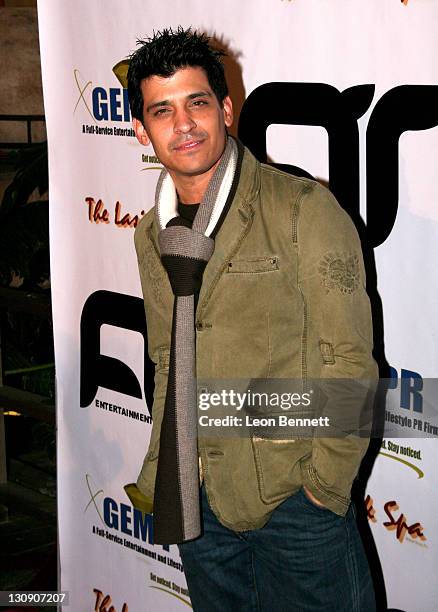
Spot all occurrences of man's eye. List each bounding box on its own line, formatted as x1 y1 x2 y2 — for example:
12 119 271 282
154 108 170 117
192 99 208 107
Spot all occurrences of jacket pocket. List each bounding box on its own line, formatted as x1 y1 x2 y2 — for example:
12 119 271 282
251 436 309 504
227 256 279 274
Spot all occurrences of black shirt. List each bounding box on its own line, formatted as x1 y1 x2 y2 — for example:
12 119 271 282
178 202 200 227
166 202 200 229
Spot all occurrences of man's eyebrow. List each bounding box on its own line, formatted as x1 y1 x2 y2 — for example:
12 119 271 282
146 99 171 113
146 91 212 113
187 91 212 100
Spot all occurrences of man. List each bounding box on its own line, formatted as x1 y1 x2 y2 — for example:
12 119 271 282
128 27 377 611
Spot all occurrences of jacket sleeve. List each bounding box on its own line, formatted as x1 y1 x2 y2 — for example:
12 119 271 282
134 217 172 497
296 181 378 515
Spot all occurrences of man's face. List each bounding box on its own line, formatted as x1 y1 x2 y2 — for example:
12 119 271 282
133 66 233 180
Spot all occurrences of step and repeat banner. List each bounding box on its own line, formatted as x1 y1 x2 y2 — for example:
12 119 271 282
38 1 437 610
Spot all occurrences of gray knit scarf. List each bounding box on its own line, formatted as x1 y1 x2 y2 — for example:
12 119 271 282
153 136 238 544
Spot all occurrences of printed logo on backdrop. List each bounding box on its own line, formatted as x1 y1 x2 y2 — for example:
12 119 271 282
381 367 437 462
85 474 191 607
238 83 438 247
379 439 424 478
73 64 133 136
84 195 146 229
384 501 426 545
365 495 427 547
73 61 160 154
93 588 128 612
378 367 428 477
75 62 162 229
80 290 154 411
149 572 191 608
84 473 171 554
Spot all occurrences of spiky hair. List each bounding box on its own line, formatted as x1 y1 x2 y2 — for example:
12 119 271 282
127 27 228 123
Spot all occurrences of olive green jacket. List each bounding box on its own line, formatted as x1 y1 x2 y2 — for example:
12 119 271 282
134 145 377 531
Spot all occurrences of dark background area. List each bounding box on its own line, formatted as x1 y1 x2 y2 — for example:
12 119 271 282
0 2 57 611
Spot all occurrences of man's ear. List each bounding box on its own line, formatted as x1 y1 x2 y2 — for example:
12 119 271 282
133 118 150 146
222 96 234 128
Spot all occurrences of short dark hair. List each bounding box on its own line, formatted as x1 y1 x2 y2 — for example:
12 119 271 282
127 27 228 124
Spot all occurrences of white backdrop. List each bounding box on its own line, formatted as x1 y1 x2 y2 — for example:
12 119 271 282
37 1 438 610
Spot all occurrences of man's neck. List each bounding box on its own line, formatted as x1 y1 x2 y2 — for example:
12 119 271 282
169 151 224 205
172 172 212 204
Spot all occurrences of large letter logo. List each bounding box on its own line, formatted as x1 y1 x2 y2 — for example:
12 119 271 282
366 85 438 246
80 290 154 410
239 83 438 247
238 82 374 226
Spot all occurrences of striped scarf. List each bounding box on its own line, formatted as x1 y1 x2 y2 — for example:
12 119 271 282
153 136 238 544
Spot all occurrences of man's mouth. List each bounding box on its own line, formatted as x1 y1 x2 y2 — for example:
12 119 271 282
173 139 204 152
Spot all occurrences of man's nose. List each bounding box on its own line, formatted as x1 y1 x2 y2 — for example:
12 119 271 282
173 107 196 134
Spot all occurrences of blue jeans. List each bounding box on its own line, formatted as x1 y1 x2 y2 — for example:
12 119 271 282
178 486 375 612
